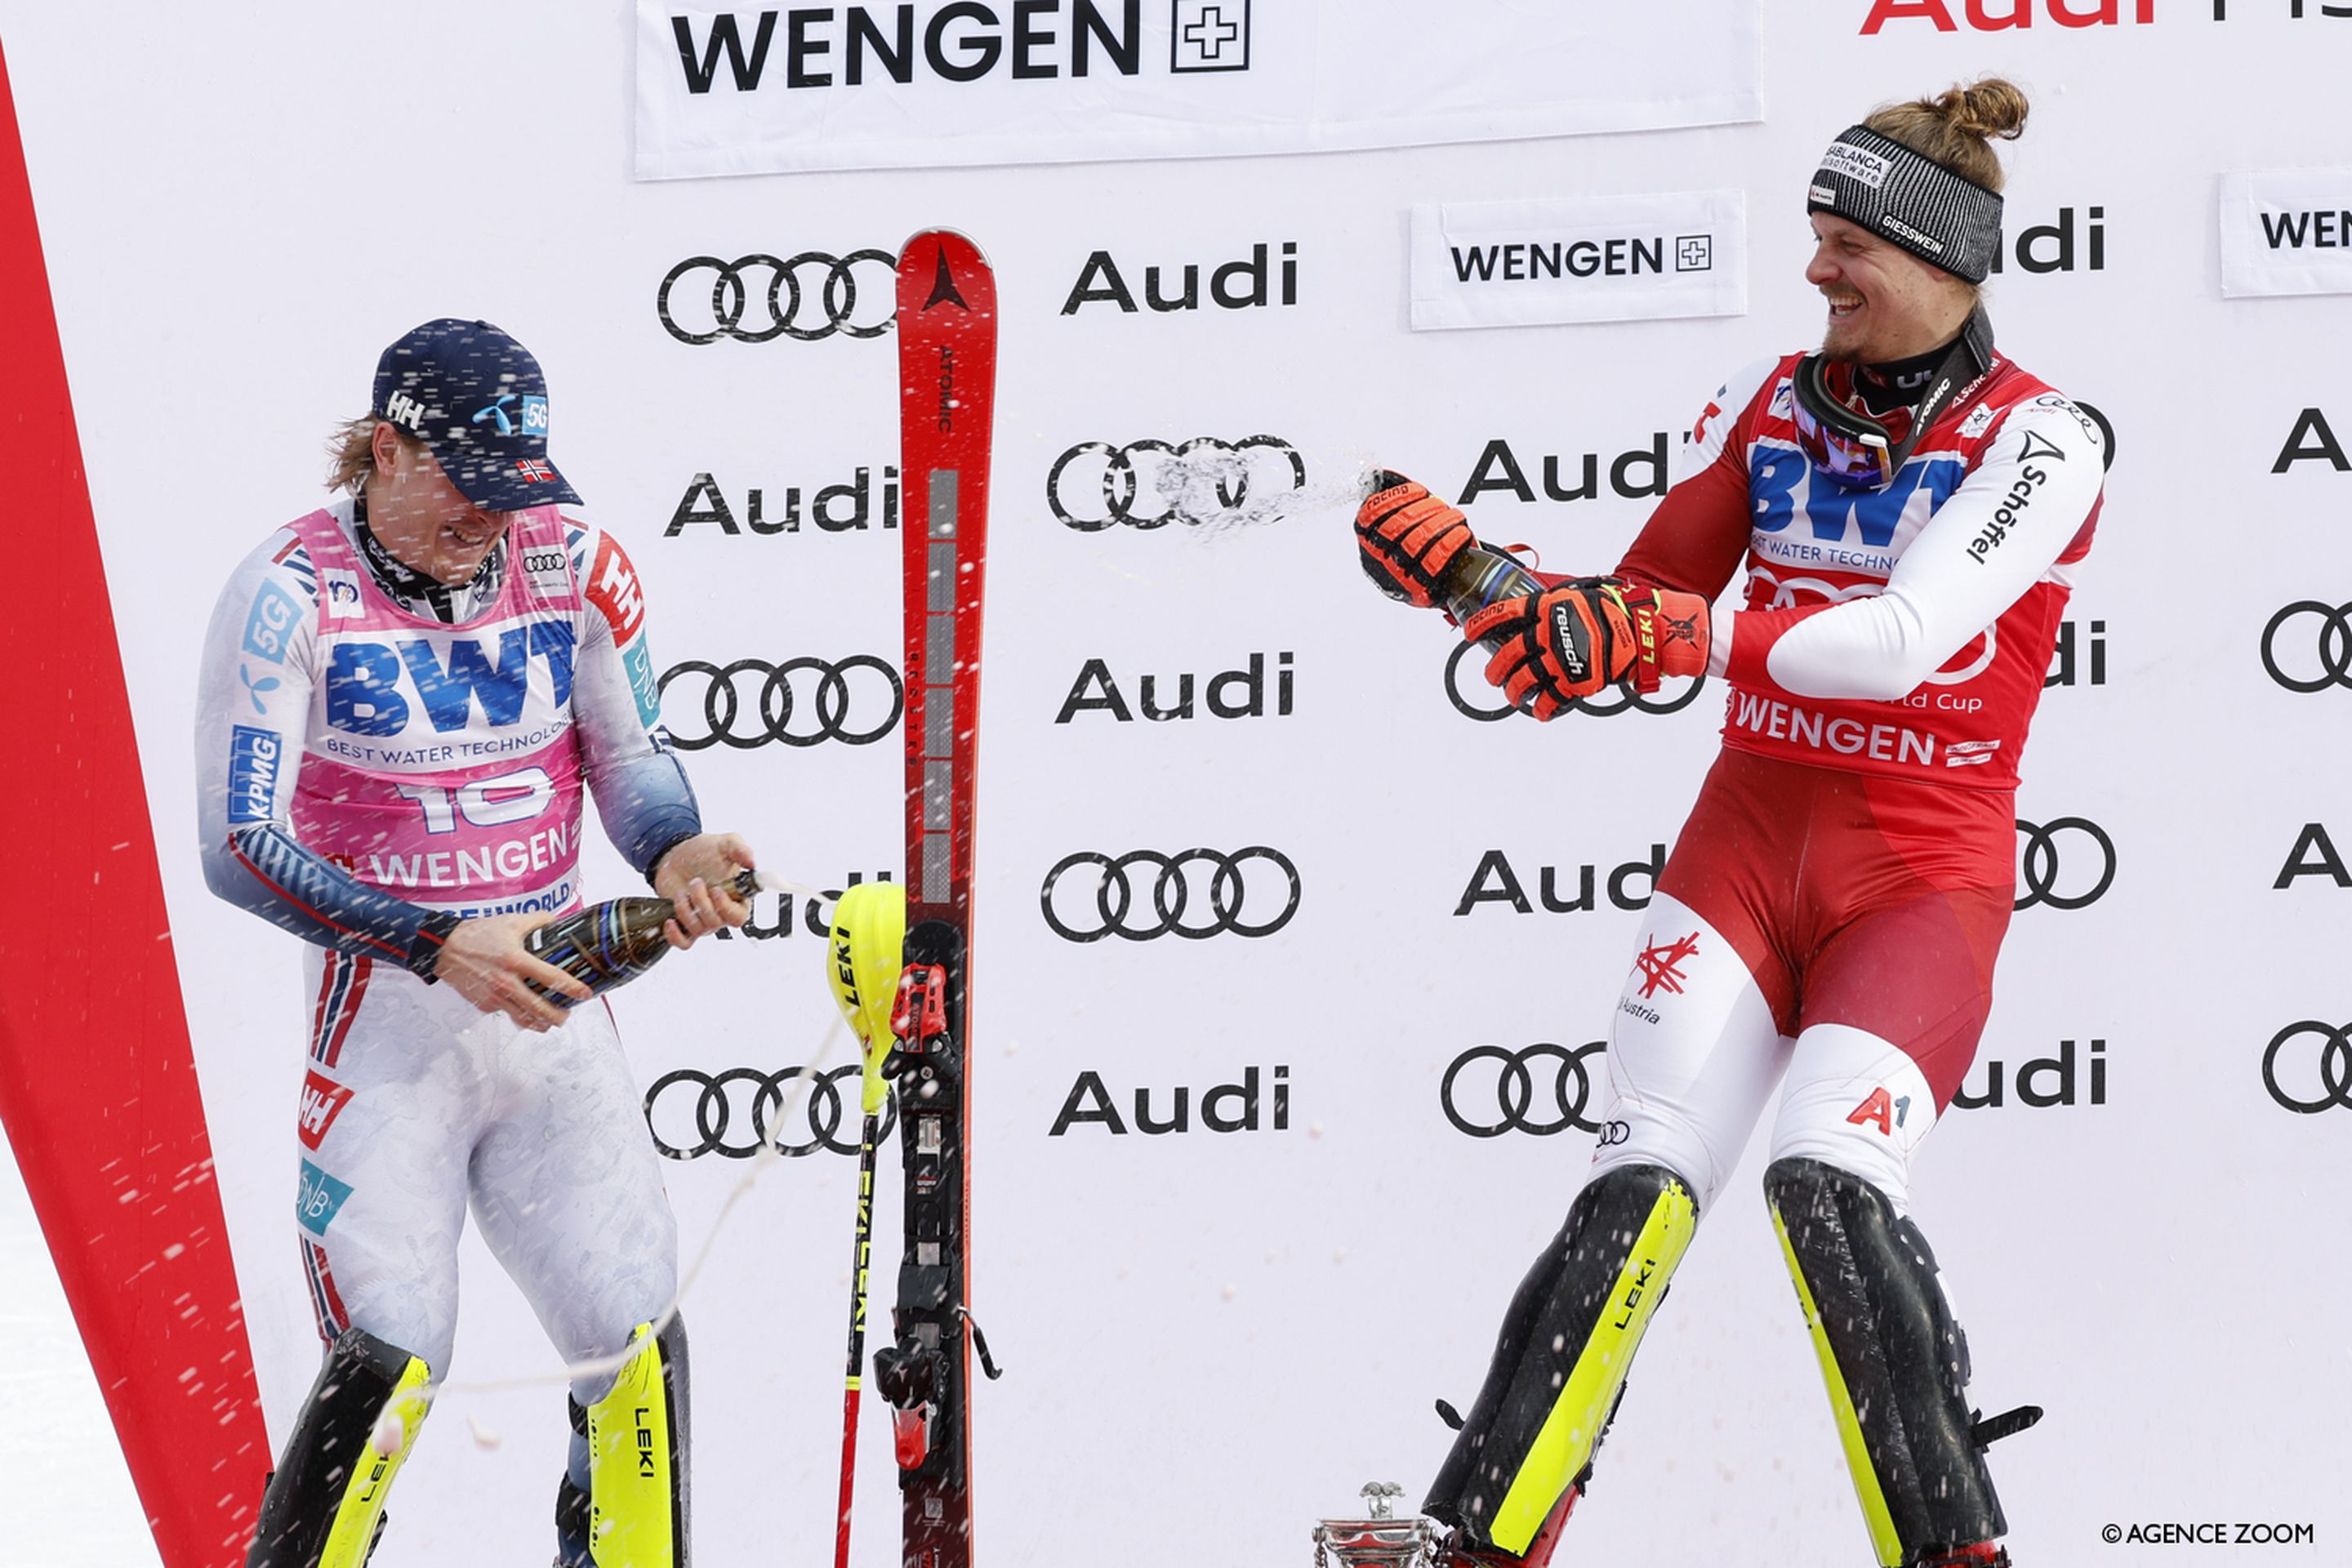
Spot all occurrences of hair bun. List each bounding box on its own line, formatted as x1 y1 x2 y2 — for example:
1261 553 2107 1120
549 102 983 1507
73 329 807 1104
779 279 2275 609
1938 78 2029 142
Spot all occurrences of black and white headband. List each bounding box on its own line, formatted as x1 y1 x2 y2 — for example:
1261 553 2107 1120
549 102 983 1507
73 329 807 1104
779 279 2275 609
1806 125 2004 284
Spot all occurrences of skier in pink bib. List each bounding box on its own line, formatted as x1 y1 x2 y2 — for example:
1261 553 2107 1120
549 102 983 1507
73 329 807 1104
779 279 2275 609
198 319 748 1567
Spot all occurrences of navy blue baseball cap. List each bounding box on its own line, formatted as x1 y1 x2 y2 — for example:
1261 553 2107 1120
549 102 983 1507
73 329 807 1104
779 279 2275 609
371 318 582 510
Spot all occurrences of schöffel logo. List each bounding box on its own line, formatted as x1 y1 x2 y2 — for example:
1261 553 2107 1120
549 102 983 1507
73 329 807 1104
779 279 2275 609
1440 1043 1610 1138
666 468 899 535
1410 191 1746 332
667 4 1248 95
1040 846 1299 941
657 657 903 749
1444 639 1704 722
2014 817 2115 911
1046 436 1304 530
1049 1063 1286 1136
657 252 898 343
1951 1039 2107 1110
2262 1022 2352 1114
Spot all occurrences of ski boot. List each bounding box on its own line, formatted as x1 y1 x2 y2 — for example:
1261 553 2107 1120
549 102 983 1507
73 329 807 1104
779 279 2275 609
1428 1489 1574 1568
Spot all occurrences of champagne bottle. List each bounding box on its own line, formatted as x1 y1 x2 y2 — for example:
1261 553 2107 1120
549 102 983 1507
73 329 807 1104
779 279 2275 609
523 869 761 1007
1443 545 1543 654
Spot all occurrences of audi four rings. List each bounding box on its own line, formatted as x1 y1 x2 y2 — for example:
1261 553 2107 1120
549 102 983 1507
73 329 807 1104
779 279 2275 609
2259 601 2352 692
644 1065 897 1159
1040 847 1302 942
2012 817 2116 911
657 657 902 750
1441 1043 1610 1138
1045 437 1307 531
657 252 898 344
1443 638 1705 722
2261 1022 2352 1114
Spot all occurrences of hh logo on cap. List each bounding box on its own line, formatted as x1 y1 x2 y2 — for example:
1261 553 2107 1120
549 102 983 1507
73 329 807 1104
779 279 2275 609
384 390 427 432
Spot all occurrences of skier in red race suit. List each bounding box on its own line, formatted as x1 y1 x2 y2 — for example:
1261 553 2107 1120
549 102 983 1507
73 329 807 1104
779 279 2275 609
1356 80 2101 1568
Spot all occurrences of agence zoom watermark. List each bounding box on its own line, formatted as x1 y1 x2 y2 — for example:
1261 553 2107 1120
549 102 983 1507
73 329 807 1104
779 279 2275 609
2101 1521 2315 1548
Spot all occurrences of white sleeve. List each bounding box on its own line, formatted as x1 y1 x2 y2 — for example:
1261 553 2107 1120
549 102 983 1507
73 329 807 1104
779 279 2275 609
1756 397 2105 702
194 534 317 895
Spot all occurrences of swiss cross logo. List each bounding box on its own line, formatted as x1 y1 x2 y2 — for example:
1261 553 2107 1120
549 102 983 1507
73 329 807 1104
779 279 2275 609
1633 932 1699 1000
296 1069 354 1152
588 533 647 646
1172 0 1250 72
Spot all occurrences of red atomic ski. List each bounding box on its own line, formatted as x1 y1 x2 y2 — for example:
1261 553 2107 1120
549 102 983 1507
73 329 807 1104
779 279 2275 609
875 228 1002 1568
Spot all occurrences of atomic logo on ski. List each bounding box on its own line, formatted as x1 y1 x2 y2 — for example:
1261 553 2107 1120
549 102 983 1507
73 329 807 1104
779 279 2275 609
924 246 969 312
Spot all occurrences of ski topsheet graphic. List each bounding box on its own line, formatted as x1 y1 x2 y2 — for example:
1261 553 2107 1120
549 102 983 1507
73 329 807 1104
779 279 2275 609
876 229 1000 1568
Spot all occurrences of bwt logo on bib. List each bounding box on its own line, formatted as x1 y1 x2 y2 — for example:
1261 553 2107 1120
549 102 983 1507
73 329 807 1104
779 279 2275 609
326 624 577 737
667 3 1252 94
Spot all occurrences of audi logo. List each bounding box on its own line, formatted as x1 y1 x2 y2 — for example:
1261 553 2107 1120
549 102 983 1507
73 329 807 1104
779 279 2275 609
2260 602 2352 693
1442 639 1705 722
656 252 898 345
657 657 902 750
644 1065 897 1159
2013 817 2115 911
1045 437 1306 531
1040 847 1301 942
1440 1043 1609 1138
2261 1022 2352 1114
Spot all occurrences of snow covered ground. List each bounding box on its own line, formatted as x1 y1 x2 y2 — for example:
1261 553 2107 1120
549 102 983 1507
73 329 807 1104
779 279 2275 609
2 1135 164 1568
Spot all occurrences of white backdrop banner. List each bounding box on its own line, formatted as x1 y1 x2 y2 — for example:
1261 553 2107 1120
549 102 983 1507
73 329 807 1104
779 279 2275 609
2220 167 2352 299
7 3 2352 1567
635 0 1765 177
1410 190 1749 331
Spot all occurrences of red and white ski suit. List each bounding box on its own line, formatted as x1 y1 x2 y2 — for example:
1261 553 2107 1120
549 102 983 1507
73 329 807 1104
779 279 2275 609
1583 351 2104 1212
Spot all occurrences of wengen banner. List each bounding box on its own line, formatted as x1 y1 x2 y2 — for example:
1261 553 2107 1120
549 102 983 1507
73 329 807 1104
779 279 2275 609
635 0 1764 177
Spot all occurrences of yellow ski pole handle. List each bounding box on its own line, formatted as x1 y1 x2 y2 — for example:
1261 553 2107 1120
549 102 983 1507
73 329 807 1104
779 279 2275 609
828 881 908 1114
